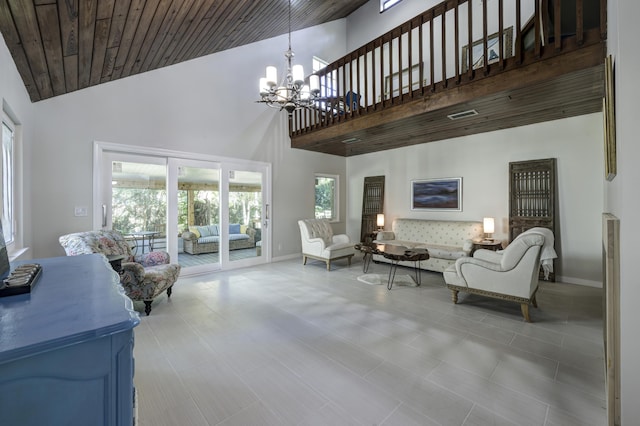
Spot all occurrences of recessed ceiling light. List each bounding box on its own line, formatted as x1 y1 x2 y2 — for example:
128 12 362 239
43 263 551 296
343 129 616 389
447 109 478 120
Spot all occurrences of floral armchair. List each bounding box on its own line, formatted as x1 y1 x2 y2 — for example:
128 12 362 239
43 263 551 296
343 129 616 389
59 229 181 315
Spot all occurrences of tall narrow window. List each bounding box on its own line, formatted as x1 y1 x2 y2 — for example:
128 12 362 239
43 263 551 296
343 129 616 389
313 56 337 99
1 116 14 244
380 0 403 12
315 174 338 222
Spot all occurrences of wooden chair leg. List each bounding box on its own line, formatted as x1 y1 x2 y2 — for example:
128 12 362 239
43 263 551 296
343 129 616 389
302 256 307 265
144 301 153 316
521 303 532 322
347 255 352 266
451 290 459 304
531 294 538 308
326 260 331 271
166 285 173 298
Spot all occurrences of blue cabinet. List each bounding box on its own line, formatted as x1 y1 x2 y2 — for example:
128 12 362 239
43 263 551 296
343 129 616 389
0 254 140 425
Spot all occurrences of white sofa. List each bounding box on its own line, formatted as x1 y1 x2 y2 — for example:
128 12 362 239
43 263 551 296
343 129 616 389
373 218 484 272
298 219 355 270
443 227 556 322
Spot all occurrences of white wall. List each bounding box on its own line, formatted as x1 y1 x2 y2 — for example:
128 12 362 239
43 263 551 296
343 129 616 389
606 0 640 422
347 0 441 51
0 37 35 259
26 20 348 259
346 114 604 285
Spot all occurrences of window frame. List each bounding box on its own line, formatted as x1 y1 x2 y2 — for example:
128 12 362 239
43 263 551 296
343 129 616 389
314 173 339 223
380 0 403 13
312 56 337 99
1 112 15 247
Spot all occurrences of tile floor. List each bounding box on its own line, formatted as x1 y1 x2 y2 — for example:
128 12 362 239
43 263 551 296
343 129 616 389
133 257 606 426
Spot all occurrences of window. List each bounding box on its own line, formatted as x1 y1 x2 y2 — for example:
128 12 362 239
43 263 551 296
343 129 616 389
1 114 14 245
312 56 337 98
315 174 338 222
380 0 403 12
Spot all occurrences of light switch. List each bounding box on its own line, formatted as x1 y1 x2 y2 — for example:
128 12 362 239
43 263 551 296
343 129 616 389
74 206 88 217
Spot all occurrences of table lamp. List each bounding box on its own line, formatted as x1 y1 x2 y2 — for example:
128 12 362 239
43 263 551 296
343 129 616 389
376 213 385 232
483 217 495 241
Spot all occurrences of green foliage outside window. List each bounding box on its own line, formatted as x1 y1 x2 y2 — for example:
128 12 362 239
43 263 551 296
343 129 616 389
112 188 167 235
113 188 262 235
315 176 336 220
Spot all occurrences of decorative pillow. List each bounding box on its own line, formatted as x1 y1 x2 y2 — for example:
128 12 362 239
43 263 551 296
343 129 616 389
207 224 219 236
188 226 201 239
229 223 241 234
198 225 213 237
240 224 248 234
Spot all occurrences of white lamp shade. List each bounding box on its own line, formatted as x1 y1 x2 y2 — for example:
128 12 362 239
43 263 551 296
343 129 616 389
292 64 305 86
259 78 269 96
300 85 310 100
266 66 278 87
309 74 320 94
276 86 288 101
376 213 385 228
483 217 495 234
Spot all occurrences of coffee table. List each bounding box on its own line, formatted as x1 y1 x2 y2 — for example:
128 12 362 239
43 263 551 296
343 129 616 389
355 243 429 290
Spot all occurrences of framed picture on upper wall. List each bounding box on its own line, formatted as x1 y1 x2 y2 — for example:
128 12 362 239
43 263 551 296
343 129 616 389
461 26 514 73
411 177 462 211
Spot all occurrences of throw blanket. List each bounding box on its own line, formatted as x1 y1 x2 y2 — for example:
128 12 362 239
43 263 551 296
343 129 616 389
520 227 557 279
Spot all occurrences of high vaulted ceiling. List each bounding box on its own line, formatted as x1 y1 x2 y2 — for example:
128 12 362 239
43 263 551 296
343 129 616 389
0 0 369 103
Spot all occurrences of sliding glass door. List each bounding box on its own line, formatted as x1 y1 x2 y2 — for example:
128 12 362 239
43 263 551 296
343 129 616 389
96 143 270 275
226 166 267 267
101 152 168 255
169 159 222 273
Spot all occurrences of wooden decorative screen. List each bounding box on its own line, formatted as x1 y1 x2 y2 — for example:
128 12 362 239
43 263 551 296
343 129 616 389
360 176 385 243
509 158 556 280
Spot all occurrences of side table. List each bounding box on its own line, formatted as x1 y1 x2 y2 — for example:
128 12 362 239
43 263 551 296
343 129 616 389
472 240 503 254
106 254 127 274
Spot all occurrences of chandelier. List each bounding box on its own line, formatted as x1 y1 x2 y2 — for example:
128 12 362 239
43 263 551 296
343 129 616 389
257 0 321 114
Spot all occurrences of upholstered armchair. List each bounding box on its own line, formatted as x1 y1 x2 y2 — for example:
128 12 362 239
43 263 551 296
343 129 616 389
443 227 556 322
59 229 181 315
298 219 355 271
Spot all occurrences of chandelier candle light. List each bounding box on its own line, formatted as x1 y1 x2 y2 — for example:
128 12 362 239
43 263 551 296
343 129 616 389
258 0 321 114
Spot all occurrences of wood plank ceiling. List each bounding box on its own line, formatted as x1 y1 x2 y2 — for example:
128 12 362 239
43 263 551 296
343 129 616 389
0 0 369 102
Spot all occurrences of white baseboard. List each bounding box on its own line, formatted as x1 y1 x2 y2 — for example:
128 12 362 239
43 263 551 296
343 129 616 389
272 253 301 263
556 275 602 288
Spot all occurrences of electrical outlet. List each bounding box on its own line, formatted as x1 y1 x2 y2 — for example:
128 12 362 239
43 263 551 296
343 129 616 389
74 206 88 217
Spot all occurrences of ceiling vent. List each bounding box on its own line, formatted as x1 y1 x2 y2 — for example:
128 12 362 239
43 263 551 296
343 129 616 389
447 109 478 120
341 137 361 144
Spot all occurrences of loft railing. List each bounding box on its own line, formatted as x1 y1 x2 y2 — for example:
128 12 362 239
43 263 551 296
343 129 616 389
290 0 606 135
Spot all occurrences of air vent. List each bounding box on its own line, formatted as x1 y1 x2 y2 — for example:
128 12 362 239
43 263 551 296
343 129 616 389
341 137 361 144
447 109 478 120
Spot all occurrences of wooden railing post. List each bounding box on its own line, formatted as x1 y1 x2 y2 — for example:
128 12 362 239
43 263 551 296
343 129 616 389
576 0 584 45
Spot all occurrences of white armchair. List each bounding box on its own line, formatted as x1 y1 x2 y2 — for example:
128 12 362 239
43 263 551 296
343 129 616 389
298 219 355 271
443 227 556 322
